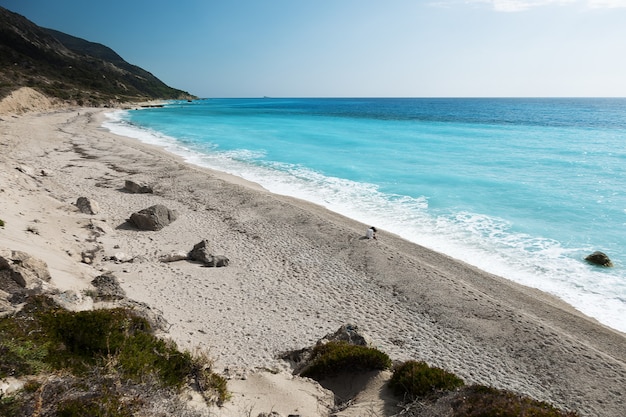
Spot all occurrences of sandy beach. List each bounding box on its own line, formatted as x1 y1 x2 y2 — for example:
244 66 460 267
1 107 625 416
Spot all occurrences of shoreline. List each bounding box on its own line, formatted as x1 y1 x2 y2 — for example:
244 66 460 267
108 101 626 336
1 108 625 416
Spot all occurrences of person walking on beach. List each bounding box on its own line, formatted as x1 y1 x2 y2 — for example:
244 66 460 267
366 226 377 240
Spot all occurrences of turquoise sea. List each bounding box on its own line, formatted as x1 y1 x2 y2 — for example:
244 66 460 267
104 98 626 333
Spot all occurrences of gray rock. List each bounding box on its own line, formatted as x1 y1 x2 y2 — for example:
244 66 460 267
128 204 177 231
188 240 229 267
321 323 372 346
81 246 100 265
109 252 134 263
585 251 613 267
188 240 213 264
124 180 153 194
76 196 99 215
159 251 189 263
207 254 229 267
0 249 51 289
91 272 126 301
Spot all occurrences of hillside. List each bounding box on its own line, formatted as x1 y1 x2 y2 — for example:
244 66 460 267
0 6 194 106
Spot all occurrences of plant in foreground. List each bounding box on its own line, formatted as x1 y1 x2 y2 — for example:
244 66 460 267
0 295 229 416
389 360 465 400
300 341 392 380
452 385 580 417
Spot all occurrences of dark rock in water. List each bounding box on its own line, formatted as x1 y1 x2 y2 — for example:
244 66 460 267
585 251 613 267
128 204 177 231
124 180 153 194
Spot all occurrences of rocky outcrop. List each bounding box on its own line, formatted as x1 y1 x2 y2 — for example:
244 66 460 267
91 272 126 301
128 204 177 231
585 251 613 267
0 249 51 289
124 180 153 194
188 240 213 264
320 323 372 346
76 197 99 215
0 249 51 316
188 240 229 267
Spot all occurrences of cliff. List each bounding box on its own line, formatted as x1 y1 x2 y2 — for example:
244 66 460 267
0 6 194 106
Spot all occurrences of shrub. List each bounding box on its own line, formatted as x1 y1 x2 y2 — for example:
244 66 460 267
0 297 54 378
453 385 579 417
300 341 392 380
0 296 230 406
389 360 465 400
0 219 5 227
116 331 193 388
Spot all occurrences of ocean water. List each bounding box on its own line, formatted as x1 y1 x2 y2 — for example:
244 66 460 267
103 98 626 333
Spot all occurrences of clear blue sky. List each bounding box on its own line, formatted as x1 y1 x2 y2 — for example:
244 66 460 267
1 0 625 97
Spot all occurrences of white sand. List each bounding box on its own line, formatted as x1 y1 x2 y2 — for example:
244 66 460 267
1 107 625 416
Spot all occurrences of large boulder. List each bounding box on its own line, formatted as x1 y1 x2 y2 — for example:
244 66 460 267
188 240 213 264
188 240 229 267
128 204 177 231
76 197 100 215
585 251 613 267
124 180 153 194
0 249 51 289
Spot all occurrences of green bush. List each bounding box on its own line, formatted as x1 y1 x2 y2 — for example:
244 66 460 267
300 341 392 380
389 360 464 400
453 385 579 417
0 219 5 227
117 331 193 388
0 296 230 407
0 297 54 378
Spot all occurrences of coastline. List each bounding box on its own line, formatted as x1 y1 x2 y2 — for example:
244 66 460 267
1 108 625 416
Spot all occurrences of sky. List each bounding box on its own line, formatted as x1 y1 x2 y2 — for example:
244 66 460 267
1 0 625 97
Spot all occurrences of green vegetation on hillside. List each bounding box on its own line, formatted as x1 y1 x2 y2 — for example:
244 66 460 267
0 6 194 105
389 360 579 417
0 295 228 417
